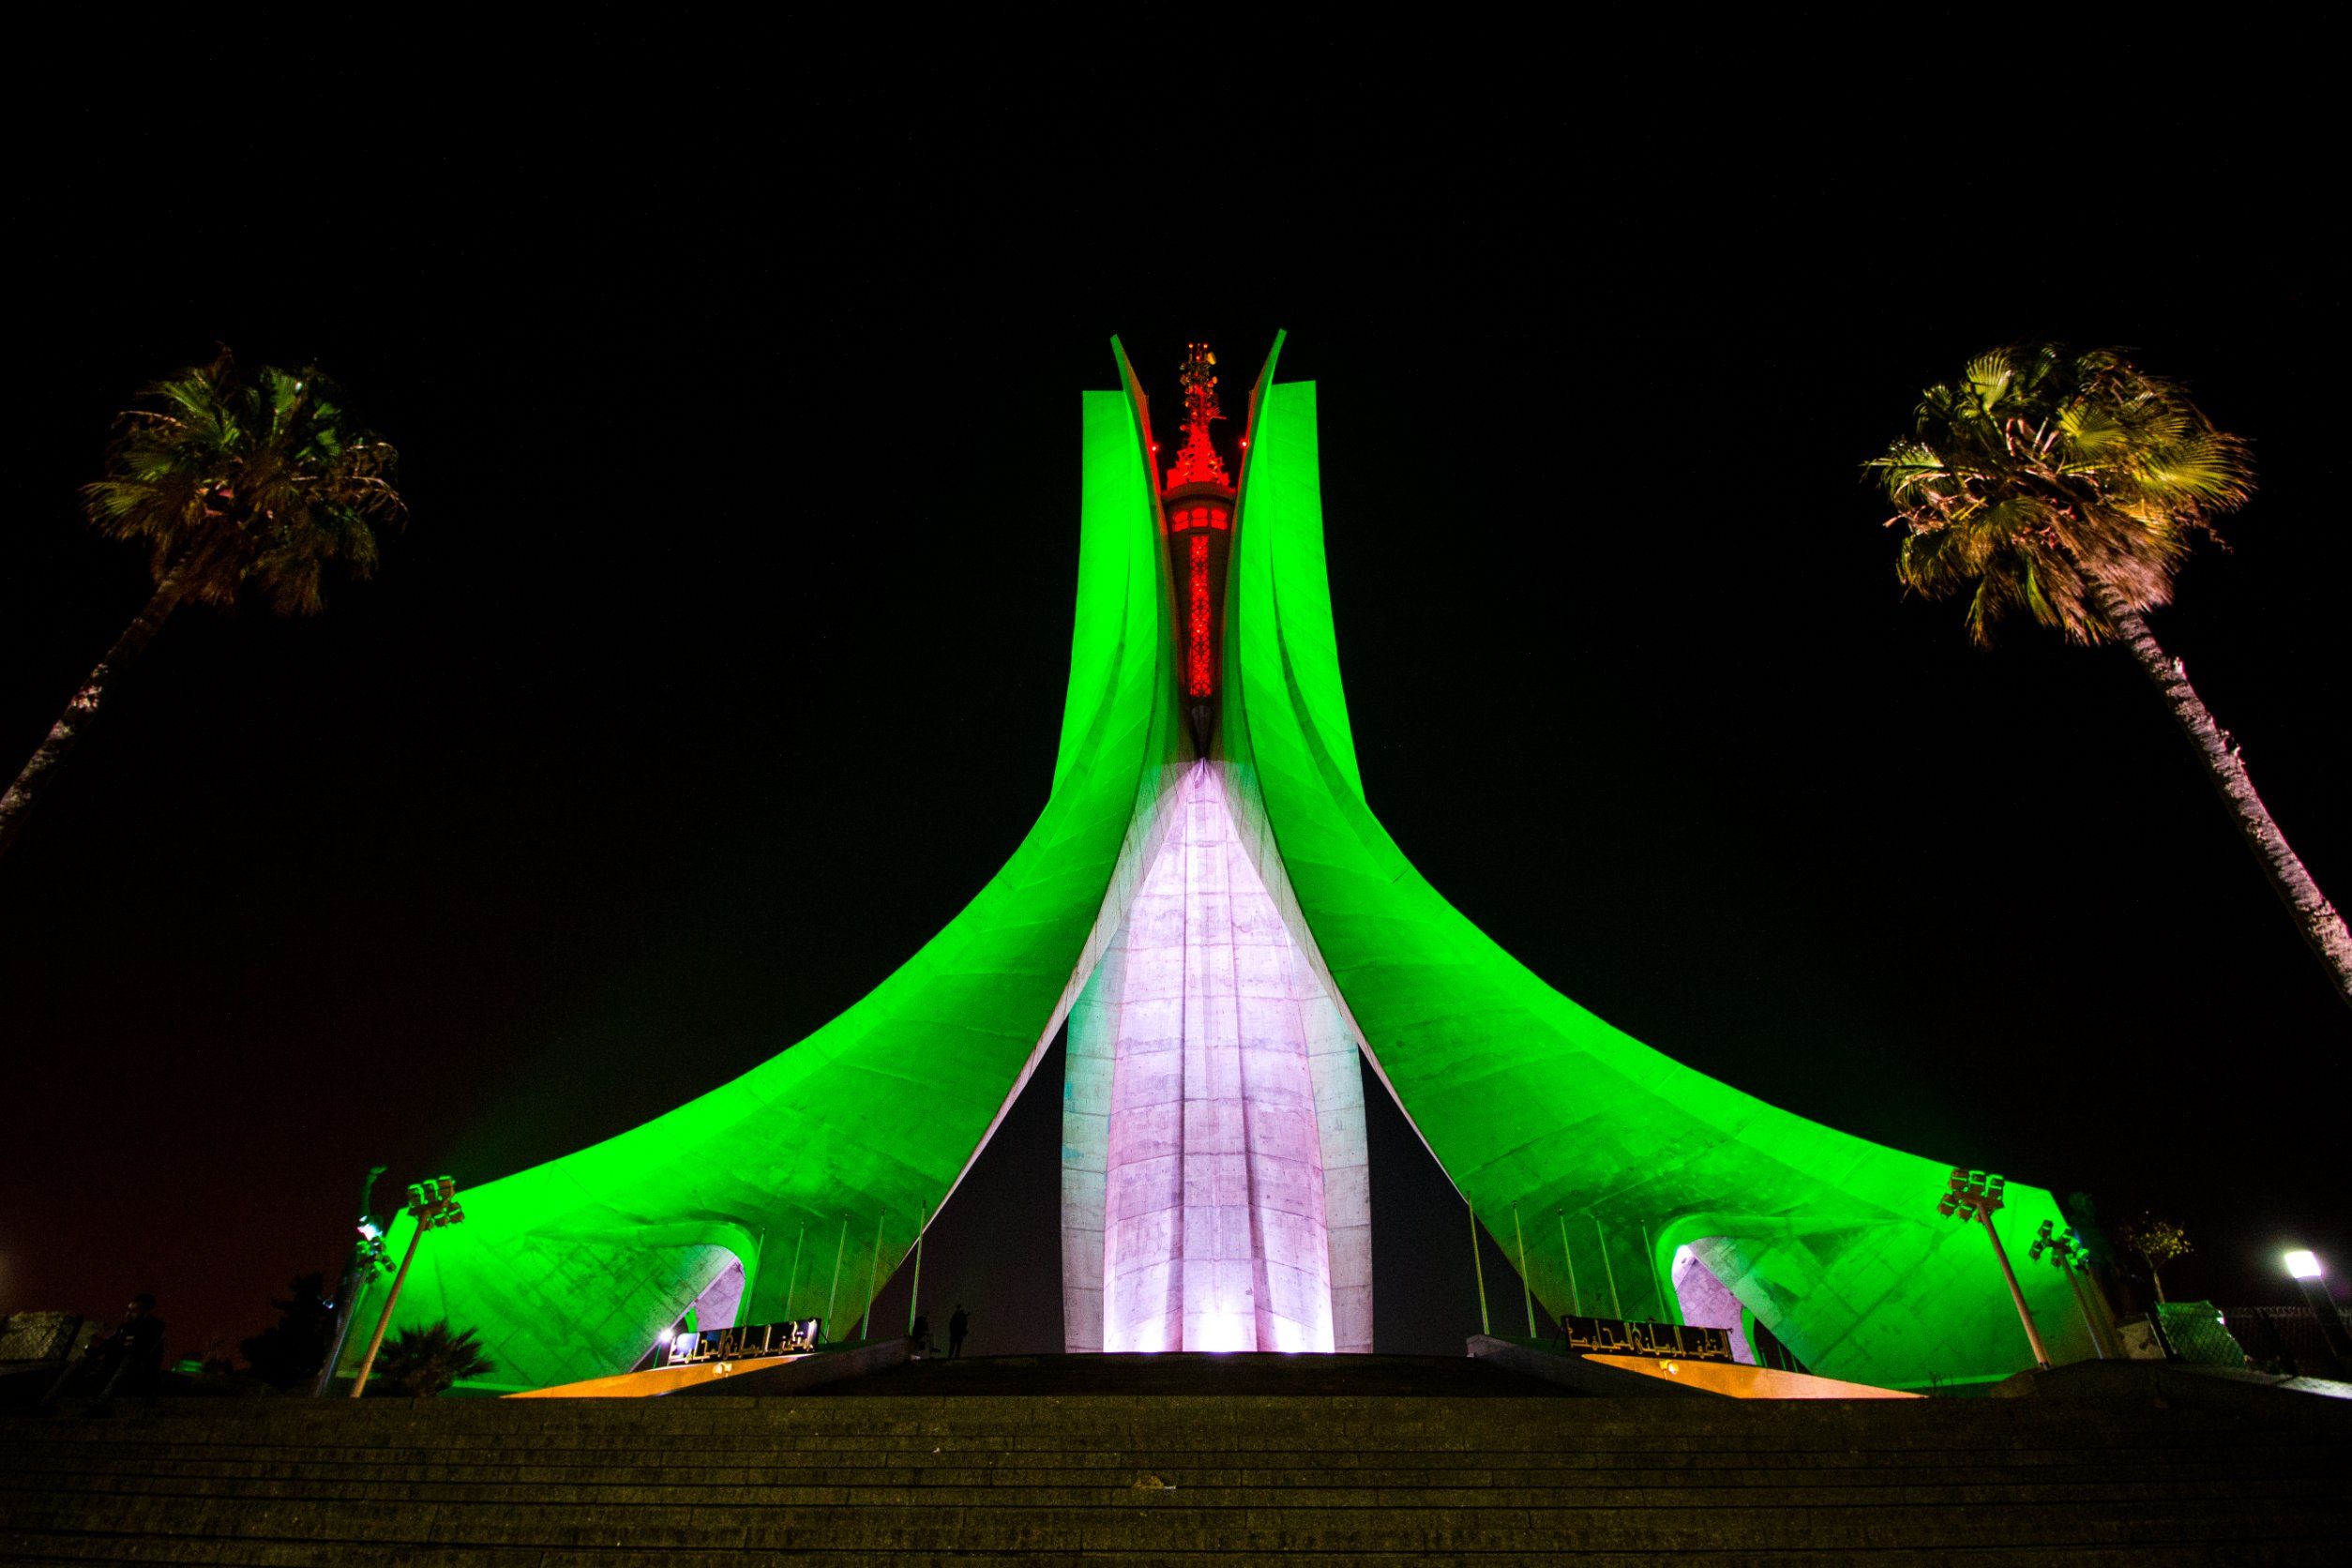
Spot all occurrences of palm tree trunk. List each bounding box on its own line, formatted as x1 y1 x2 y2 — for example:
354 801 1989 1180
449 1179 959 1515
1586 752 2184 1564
0 567 186 864
2103 594 2352 1012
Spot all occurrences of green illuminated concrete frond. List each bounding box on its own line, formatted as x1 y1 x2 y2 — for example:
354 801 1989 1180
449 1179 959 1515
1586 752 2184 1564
1217 340 2088 1387
342 343 1184 1390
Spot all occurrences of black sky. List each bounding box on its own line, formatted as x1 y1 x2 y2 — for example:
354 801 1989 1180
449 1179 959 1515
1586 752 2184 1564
3 42 2344 1364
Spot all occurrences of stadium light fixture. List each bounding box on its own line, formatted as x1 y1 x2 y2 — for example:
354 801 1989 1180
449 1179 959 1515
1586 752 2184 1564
1939 1168 2050 1371
2030 1219 2108 1359
349 1176 467 1398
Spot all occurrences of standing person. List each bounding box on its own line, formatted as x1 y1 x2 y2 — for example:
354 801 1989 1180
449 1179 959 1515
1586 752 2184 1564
948 1304 969 1359
910 1310 930 1357
88 1294 166 1411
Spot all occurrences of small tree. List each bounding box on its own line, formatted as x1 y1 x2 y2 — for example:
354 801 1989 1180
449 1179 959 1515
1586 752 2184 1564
239 1272 336 1391
2118 1214 2194 1304
369 1320 494 1399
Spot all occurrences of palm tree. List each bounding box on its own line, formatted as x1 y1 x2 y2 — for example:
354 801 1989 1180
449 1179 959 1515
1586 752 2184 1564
0 352 403 863
370 1320 495 1399
1871 344 2351 1011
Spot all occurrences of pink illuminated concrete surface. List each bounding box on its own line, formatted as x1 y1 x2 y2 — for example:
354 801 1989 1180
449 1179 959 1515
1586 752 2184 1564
1063 761 1371 1352
1672 1243 1757 1365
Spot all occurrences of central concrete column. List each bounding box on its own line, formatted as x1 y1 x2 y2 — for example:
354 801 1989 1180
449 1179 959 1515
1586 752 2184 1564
1063 761 1371 1352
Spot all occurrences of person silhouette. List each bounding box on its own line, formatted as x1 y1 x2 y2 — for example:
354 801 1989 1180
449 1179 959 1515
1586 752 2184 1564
948 1304 969 1358
87 1293 166 1412
910 1310 930 1356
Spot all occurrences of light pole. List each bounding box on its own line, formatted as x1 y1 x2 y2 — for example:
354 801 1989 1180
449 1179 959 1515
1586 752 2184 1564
1938 1168 2049 1371
349 1177 466 1398
2030 1219 2107 1360
312 1164 387 1396
2285 1250 2352 1362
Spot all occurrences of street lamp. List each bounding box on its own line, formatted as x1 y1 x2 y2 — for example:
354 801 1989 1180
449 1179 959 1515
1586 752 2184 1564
2284 1249 2352 1361
2030 1219 2108 1359
1938 1168 2050 1371
349 1176 466 1398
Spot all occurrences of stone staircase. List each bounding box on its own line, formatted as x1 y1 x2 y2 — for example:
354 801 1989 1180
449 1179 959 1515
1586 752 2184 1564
3 1354 2347 1563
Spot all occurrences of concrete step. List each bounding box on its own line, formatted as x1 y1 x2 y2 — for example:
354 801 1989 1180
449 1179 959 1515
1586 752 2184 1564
4 1381 2342 1561
5 1495 2346 1555
8 1474 2329 1525
10 1402 2334 1443
9 1548 2338 1568
5 1449 2323 1496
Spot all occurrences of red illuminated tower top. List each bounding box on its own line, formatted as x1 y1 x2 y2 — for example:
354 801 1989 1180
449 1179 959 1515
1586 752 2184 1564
1165 342 1231 491
1163 342 1235 731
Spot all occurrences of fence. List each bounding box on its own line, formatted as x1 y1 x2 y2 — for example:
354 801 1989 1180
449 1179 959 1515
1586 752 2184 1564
0 1314 86 1364
2223 1304 2346 1370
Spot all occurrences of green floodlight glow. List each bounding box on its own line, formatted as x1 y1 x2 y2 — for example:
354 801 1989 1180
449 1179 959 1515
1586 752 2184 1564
2286 1249 2323 1280
336 334 2090 1394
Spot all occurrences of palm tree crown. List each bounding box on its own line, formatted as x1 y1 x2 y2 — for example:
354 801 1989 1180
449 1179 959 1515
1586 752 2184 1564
0 352 404 865
1870 344 2253 644
373 1320 495 1398
83 350 404 613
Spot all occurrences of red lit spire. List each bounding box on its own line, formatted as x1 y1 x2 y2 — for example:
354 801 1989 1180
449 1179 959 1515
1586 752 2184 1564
1163 342 1235 726
1164 342 1229 490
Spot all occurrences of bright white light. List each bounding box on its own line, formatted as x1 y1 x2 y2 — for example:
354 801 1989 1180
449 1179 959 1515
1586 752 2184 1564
1196 1312 1252 1352
2285 1249 2323 1280
654 1329 675 1346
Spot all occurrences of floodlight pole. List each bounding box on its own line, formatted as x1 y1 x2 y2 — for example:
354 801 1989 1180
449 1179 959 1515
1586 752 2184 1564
2287 1256 2352 1361
1977 1208 2048 1368
2034 1222 2108 1359
2062 1259 2108 1358
1467 1200 1490 1335
349 1177 463 1399
313 1163 386 1396
1941 1169 2047 1371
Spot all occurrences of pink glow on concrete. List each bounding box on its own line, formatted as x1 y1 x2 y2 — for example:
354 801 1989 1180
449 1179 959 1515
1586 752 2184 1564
1671 1244 1756 1365
1078 761 1360 1353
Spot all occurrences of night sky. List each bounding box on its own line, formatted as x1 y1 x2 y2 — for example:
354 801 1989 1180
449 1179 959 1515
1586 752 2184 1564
4 53 2344 1366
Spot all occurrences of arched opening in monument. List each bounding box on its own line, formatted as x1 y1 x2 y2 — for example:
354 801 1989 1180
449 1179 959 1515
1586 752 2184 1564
632 1252 745 1370
1670 1242 1757 1365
